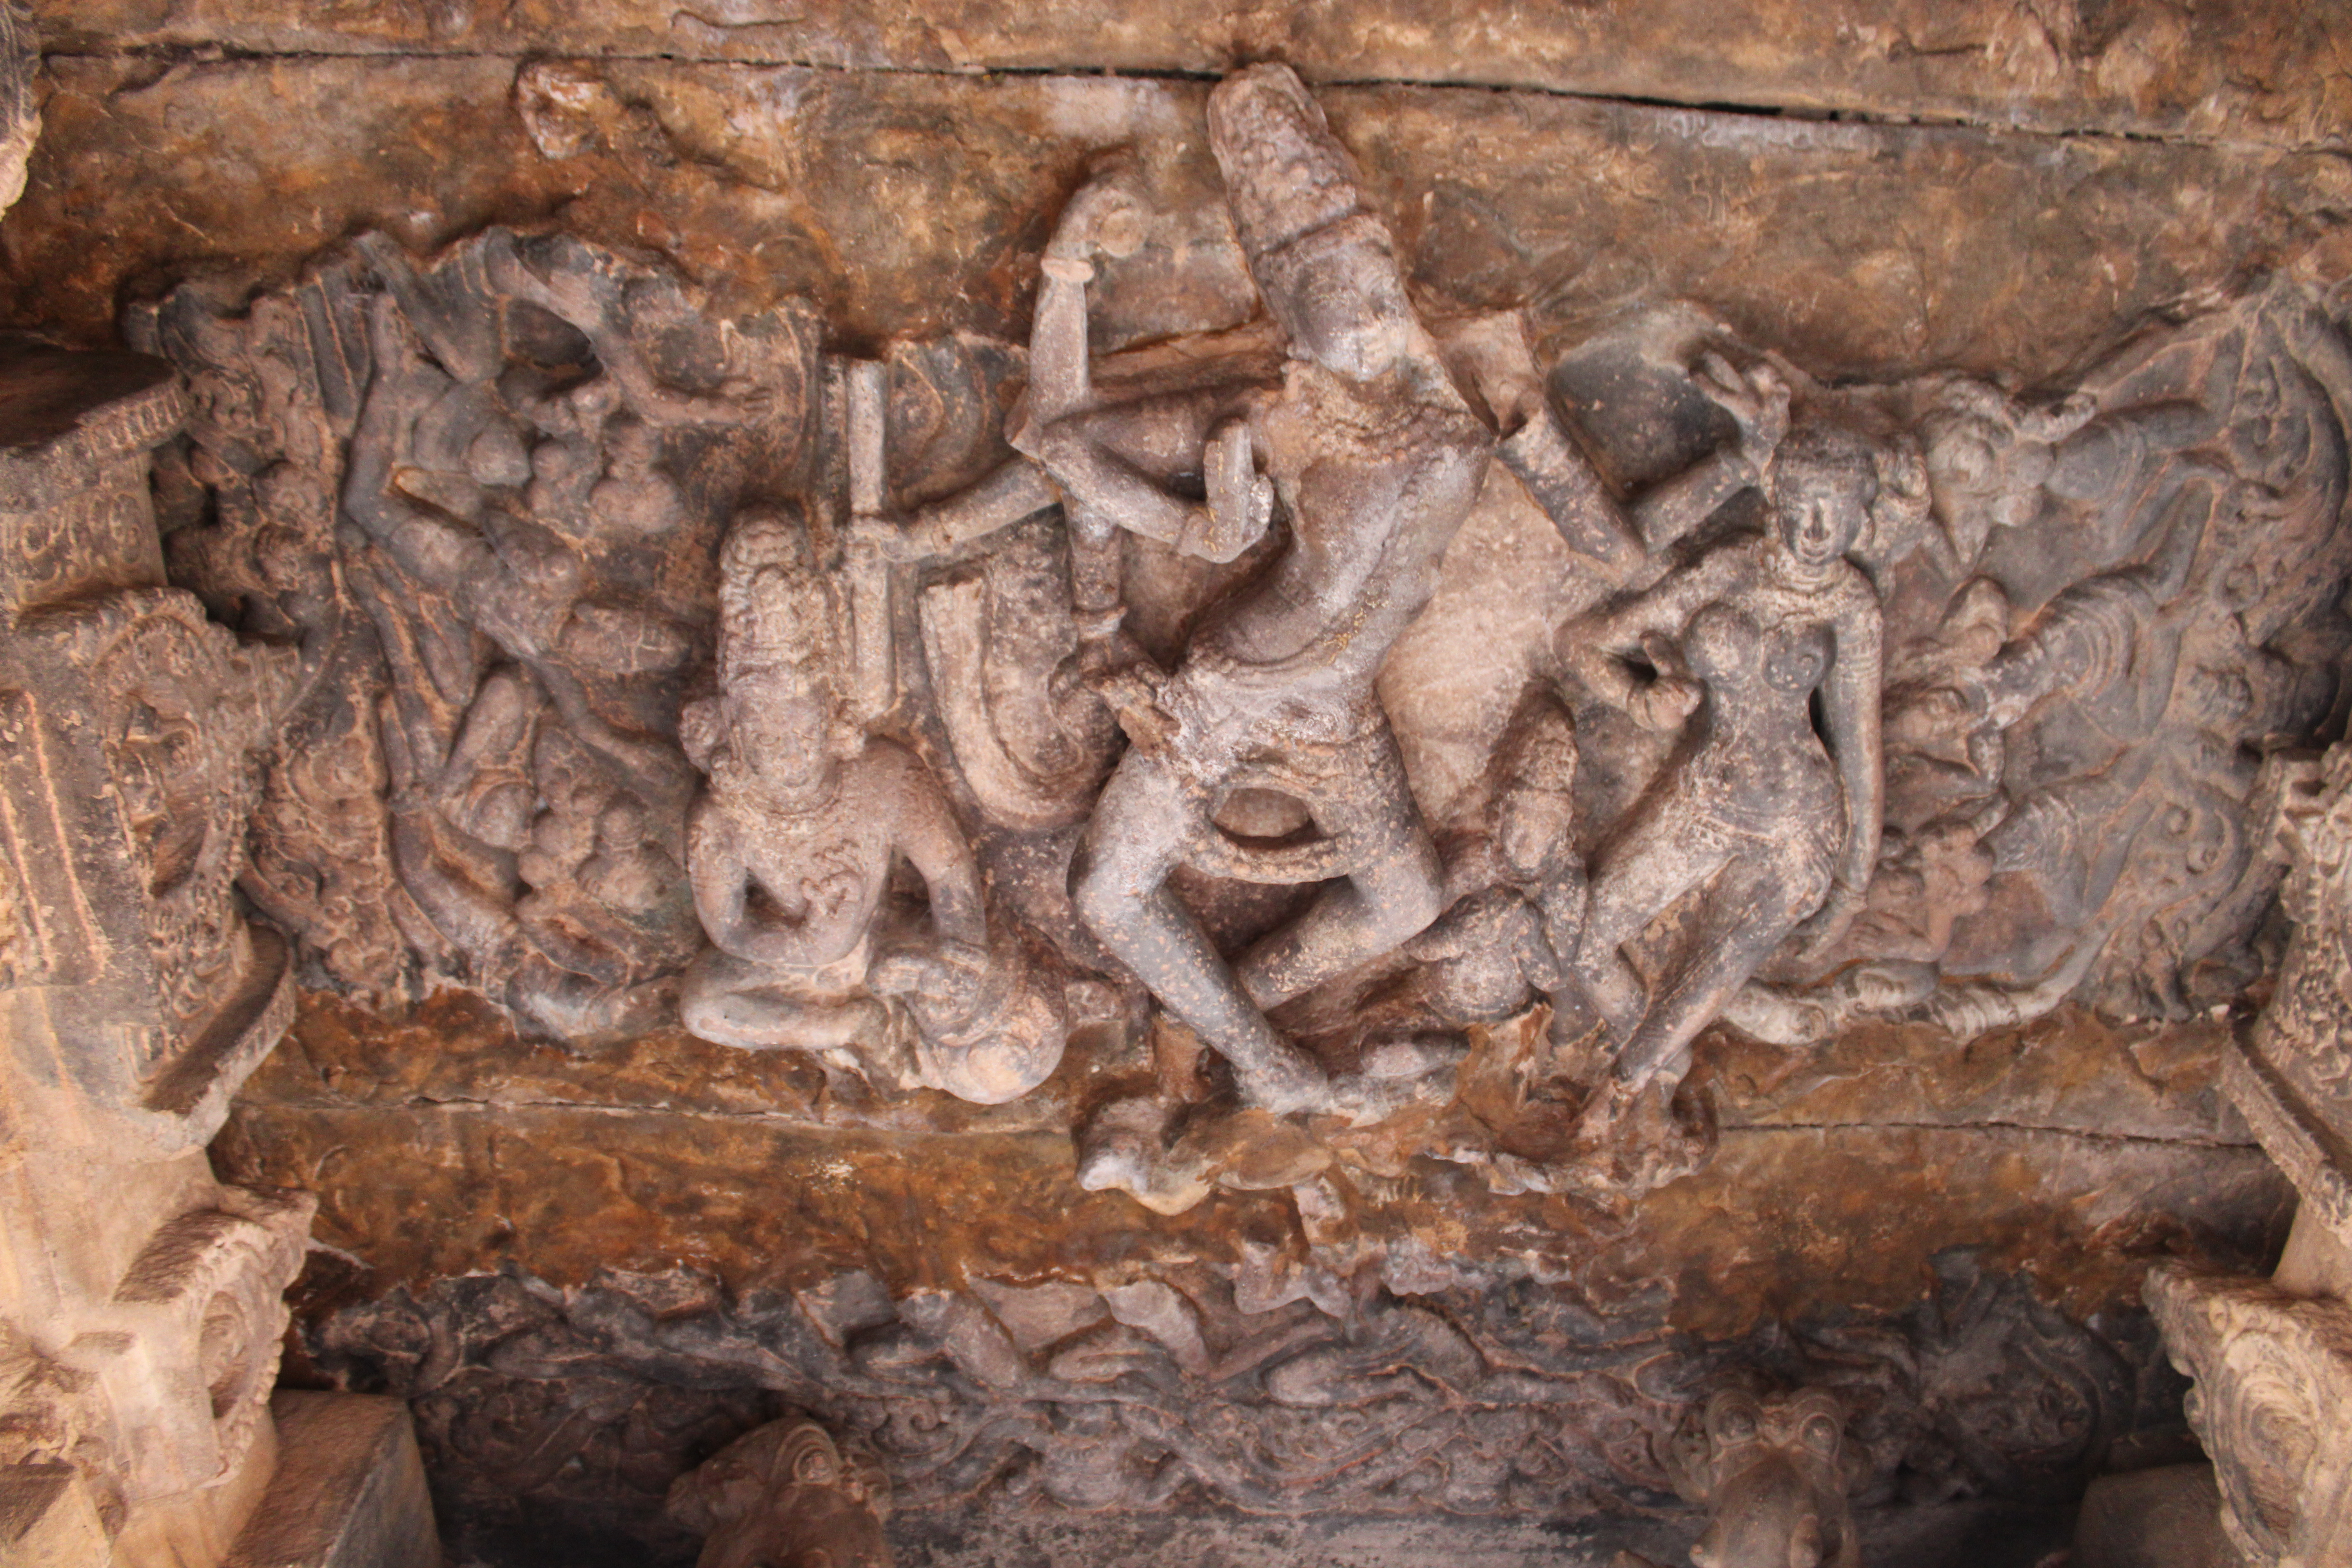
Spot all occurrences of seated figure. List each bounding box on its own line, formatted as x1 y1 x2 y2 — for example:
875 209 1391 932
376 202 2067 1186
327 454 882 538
679 512 1063 1104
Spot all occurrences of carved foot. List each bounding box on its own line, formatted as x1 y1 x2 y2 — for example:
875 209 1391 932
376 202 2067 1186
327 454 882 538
1233 1046 1332 1118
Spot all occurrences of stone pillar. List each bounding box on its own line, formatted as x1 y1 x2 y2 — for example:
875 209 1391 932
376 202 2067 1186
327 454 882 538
2145 742 2352 1568
0 8 439 1564
0 333 310 1568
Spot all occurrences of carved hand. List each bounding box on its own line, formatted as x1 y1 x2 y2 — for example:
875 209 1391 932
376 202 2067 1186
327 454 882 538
1870 436 1933 540
1448 312 1547 434
1628 674 1702 731
1694 351 1789 472
714 376 777 423
848 510 926 564
1193 418 1274 563
1047 170 1146 265
871 936 989 1022
2018 390 2098 444
1053 625 1145 706
1088 662 1180 756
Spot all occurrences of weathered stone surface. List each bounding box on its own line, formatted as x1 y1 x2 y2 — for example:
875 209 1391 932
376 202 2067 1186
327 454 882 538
883 1498 2072 1568
667 1414 891 1568
292 1252 2169 1566
2072 1462 2241 1568
0 337 323 1566
225 1392 440 1568
1 31 2337 1565
2146 1267 2352 1568
222 989 2283 1334
27 0 2352 149
3 62 2348 369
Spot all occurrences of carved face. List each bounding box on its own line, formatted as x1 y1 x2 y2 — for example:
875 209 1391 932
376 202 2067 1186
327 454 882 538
1924 408 2055 543
1771 461 1870 572
1672 1391 1856 1568
726 668 835 793
1268 229 1414 383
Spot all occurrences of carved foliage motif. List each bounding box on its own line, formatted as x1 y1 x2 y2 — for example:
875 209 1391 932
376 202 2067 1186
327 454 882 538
309 1253 2168 1558
97 1186 314 1500
2223 739 2352 1249
39 590 299 1058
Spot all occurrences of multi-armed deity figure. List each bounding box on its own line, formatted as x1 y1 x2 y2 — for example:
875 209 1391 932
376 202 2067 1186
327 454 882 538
679 513 1064 1104
1013 64 1492 1114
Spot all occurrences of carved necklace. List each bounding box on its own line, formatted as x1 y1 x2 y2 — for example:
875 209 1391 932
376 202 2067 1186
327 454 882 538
715 754 845 822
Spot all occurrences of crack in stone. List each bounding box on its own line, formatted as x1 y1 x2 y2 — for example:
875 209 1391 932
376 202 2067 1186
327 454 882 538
273 1092 2258 1151
34 42 2352 159
1719 1118 2258 1151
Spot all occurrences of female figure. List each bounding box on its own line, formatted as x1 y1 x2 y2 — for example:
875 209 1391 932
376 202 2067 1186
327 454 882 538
1562 424 1885 1093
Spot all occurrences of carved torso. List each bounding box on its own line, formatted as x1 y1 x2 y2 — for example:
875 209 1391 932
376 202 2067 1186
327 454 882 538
1191 360 1491 700
691 744 926 976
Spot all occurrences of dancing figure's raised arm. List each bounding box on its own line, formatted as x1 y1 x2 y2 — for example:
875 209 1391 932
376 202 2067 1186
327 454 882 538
1011 173 1271 566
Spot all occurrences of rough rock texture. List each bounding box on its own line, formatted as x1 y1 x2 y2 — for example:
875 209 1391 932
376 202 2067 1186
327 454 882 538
214 989 2284 1560
4 64 2350 365
220 991 2286 1333
27 0 2352 148
283 1252 2178 1568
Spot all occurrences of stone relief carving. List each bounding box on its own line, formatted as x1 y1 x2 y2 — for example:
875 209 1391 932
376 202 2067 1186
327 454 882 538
2222 738 2352 1247
92 1188 314 1505
2143 735 2352 1568
0 338 302 1149
143 227 821 1038
677 509 1064 1103
308 1251 2171 1561
128 67 2352 1244
0 65 390 1546
1016 65 1492 1117
665 1414 893 1568
1618 1388 1864 1568
1552 418 1885 1115
2146 1265 2352 1568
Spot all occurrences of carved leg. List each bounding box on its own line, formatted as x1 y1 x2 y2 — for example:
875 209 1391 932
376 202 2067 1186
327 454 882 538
1234 730 1442 1009
679 947 887 1053
1571 804 1731 1046
1614 851 1824 1090
1071 748 1327 1112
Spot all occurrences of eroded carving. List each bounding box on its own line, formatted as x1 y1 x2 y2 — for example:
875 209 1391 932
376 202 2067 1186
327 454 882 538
665 1415 892 1568
1633 1388 1863 1568
311 1252 2169 1555
2147 1265 2352 1568
679 512 1064 1103
148 226 821 1038
1555 419 1884 1107
117 70 2352 1251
